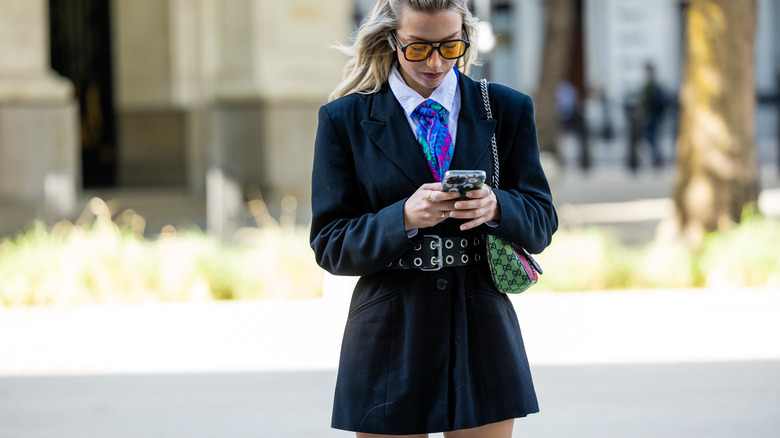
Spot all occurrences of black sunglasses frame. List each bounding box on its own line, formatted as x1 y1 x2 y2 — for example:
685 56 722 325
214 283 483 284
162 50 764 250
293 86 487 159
391 26 471 62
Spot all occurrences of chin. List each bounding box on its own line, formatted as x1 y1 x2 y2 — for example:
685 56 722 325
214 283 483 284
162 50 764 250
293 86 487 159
418 77 444 89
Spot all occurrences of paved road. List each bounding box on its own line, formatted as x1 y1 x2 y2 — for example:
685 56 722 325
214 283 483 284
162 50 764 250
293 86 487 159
1 361 778 438
1 289 779 437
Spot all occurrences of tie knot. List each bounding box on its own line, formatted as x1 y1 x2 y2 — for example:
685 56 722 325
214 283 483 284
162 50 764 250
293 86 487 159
413 99 448 121
412 98 452 182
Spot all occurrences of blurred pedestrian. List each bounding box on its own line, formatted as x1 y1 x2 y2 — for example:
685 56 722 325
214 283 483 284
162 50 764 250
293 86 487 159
309 1 557 437
639 62 666 167
556 79 592 169
556 79 579 131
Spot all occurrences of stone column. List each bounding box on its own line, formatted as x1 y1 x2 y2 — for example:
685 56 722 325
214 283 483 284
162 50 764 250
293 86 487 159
213 0 351 222
0 0 79 233
111 0 220 194
112 0 187 186
110 0 351 227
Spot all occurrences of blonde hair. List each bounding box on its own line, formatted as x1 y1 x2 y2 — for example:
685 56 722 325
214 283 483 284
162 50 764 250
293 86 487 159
329 0 479 101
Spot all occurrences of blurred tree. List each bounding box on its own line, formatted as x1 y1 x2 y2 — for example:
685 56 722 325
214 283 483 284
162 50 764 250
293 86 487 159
535 0 575 159
673 0 759 248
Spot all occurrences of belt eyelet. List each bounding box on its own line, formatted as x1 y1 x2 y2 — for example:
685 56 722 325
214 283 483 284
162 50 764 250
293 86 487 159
460 238 468 248
414 257 423 267
461 254 469 263
444 239 454 249
445 255 454 265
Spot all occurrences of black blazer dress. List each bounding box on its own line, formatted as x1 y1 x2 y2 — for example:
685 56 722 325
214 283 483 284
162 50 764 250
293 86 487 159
310 73 558 435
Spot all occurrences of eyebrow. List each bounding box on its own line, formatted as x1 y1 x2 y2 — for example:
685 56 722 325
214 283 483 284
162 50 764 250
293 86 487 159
405 29 462 42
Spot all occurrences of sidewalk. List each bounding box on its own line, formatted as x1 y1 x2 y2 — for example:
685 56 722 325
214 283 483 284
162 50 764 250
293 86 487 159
1 288 779 376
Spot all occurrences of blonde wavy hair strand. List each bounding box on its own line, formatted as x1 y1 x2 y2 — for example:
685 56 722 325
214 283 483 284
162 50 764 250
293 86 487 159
329 0 480 102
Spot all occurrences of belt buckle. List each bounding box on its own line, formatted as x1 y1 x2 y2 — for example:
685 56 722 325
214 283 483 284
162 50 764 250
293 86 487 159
421 235 443 271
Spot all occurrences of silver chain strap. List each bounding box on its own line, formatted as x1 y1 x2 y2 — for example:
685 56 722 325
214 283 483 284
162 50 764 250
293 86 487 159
479 79 500 190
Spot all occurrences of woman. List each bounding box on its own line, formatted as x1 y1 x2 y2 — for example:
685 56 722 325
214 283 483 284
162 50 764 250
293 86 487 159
310 1 557 436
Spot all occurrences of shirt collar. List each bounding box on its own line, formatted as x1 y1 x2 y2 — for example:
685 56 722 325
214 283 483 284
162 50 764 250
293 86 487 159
389 65 459 117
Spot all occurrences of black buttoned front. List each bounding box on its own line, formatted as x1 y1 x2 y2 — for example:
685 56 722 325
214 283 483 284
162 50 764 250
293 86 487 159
436 279 448 290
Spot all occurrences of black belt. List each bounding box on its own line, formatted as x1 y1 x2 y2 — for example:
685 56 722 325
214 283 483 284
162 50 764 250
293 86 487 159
388 235 485 271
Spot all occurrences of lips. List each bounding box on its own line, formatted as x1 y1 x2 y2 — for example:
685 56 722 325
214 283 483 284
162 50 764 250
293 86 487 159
423 72 444 80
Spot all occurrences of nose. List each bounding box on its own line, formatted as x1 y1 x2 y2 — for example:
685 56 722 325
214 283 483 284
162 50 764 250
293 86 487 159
427 47 443 69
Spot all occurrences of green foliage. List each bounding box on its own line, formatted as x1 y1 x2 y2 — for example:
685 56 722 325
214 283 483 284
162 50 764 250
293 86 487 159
2 199 777 306
631 241 700 289
698 208 780 288
533 227 632 291
0 200 323 306
535 210 779 291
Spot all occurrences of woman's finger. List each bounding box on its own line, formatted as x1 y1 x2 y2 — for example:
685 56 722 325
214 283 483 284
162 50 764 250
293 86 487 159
465 185 492 199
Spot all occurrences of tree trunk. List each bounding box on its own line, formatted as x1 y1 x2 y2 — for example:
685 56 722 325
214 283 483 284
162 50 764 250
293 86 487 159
673 0 759 248
534 0 575 158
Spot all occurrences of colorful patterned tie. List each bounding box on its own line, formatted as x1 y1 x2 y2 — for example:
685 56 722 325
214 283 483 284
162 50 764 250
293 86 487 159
412 99 453 182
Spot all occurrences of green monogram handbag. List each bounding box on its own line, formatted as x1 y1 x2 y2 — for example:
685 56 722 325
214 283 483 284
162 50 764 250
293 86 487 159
485 235 542 294
480 79 543 294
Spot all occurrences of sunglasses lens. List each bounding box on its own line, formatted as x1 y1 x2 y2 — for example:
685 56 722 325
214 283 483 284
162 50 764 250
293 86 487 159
405 43 433 61
403 41 467 61
440 41 467 59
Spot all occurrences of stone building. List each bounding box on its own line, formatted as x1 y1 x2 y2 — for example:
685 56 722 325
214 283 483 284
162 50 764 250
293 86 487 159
1 0 778 237
0 0 351 236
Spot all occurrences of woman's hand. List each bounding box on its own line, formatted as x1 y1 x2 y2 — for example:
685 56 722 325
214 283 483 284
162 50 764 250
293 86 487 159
404 183 500 232
403 183 459 231
449 185 501 231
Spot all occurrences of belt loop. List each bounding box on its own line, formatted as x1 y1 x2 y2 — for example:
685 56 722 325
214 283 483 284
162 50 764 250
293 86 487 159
421 235 443 271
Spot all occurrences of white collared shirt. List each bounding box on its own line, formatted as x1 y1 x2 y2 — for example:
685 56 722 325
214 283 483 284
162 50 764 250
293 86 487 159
388 65 461 146
389 65 486 237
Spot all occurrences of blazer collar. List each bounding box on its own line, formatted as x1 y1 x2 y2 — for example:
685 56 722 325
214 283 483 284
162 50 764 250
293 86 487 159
361 73 496 185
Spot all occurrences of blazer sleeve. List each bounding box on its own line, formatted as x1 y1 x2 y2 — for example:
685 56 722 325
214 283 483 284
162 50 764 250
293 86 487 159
488 87 558 254
309 103 415 276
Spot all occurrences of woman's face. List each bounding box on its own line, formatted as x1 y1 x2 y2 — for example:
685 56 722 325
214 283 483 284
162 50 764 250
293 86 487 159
394 5 464 98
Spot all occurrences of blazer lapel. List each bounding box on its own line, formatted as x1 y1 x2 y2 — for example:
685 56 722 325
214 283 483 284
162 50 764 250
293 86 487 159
361 76 496 185
450 74 496 175
361 84 435 185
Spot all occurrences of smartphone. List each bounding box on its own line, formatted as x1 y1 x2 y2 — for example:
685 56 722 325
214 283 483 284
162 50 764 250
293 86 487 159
441 170 486 199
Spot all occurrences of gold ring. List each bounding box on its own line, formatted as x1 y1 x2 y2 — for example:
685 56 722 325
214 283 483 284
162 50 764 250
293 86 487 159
427 191 434 202
486 186 492 195
440 211 447 219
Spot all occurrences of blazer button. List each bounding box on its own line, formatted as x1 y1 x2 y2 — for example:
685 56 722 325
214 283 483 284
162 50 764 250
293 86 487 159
436 279 448 290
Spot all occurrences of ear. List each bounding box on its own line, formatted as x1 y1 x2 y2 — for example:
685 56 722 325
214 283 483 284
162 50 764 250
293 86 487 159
387 35 396 51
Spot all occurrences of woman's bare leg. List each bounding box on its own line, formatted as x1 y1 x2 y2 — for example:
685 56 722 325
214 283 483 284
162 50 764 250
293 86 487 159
443 419 514 438
356 434 428 438
355 419 513 438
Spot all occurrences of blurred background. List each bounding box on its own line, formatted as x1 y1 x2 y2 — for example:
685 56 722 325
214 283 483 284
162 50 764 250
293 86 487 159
0 0 779 437
0 0 778 237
